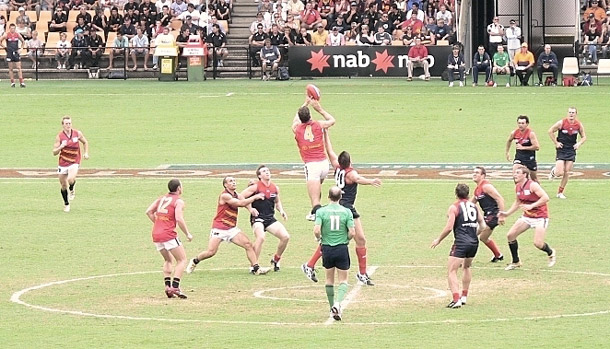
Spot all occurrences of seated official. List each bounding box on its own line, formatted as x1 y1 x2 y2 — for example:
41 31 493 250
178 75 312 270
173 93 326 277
536 44 559 85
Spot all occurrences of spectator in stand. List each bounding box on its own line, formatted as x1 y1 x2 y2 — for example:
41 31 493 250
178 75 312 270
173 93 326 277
258 0 273 15
179 3 201 23
375 12 394 34
74 16 90 36
286 0 304 20
401 25 414 46
536 44 558 85
433 18 451 43
120 15 137 39
487 16 504 57
284 14 299 32
406 3 424 22
208 16 227 35
326 25 345 46
49 6 68 32
400 11 424 35
505 19 521 61
249 23 267 66
87 29 104 67
15 7 32 29
250 12 268 34
436 4 453 27
334 0 351 19
207 23 228 67
157 5 171 27
319 0 335 29
91 9 107 34
26 30 43 68
583 23 600 64
268 23 283 45
424 2 437 21
362 3 378 25
156 0 171 13
55 31 71 69
389 4 405 30
295 26 312 46
15 17 31 39
345 21 359 43
492 44 512 87
260 37 281 80
373 25 391 45
281 26 295 47
69 29 89 69
216 0 230 21
330 14 348 33
151 26 175 69
181 16 199 35
345 1 361 27
513 42 534 86
83 0 97 9
311 23 329 45
139 0 155 14
272 12 285 31
76 6 92 25
108 6 124 32
123 0 138 14
171 0 188 19
356 24 374 45
407 37 430 80
584 0 607 23
471 45 491 86
108 30 129 68
175 27 189 55
301 2 323 30
152 20 166 39
130 27 149 70
447 44 465 87
601 22 610 58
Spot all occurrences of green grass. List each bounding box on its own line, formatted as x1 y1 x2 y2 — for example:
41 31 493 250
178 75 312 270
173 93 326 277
1 79 609 348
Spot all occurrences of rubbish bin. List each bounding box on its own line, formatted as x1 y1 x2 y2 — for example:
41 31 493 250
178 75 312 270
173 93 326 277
183 35 207 82
155 46 179 81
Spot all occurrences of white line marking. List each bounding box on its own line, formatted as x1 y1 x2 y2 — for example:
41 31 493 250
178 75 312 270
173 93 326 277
325 266 378 325
226 92 234 96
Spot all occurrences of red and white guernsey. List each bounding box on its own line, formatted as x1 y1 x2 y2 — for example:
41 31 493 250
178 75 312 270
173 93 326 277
212 190 239 229
58 129 82 166
151 193 179 242
516 180 549 218
294 120 326 163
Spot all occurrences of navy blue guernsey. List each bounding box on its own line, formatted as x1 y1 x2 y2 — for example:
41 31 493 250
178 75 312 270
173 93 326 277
334 167 357 206
474 180 498 216
453 199 479 245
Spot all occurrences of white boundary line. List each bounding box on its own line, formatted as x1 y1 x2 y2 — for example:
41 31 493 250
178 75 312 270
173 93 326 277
324 266 379 325
10 265 610 326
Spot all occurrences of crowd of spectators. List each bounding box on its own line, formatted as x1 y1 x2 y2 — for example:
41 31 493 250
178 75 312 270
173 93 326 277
581 0 610 64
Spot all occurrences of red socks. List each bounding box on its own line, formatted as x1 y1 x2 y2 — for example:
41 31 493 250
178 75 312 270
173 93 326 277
355 247 367 274
307 245 322 268
558 186 565 194
483 239 502 258
273 254 281 263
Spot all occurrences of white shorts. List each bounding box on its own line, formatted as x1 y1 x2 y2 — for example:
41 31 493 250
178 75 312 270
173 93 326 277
210 227 241 242
154 237 182 251
57 163 79 175
518 216 549 229
303 159 329 181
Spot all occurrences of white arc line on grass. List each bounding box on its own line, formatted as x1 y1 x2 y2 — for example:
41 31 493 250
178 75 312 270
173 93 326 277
324 266 378 325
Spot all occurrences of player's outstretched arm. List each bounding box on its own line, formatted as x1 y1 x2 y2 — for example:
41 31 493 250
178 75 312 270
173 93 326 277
323 130 339 168
309 99 335 129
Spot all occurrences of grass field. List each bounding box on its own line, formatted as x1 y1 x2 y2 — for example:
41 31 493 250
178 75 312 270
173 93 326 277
1 79 610 348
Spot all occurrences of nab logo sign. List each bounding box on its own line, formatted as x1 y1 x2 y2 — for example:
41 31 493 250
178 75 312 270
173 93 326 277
306 48 436 74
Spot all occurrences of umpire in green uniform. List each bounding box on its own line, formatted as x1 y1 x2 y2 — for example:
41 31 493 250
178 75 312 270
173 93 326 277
314 186 355 321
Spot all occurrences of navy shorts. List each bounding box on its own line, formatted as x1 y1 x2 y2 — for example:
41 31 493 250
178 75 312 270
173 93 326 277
450 243 479 259
6 50 21 63
514 159 537 172
250 215 277 229
556 148 576 162
322 244 350 270
341 204 360 219
484 213 499 230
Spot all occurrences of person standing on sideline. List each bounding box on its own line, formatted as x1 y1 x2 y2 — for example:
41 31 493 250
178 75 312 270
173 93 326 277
548 107 587 199
240 165 290 272
145 178 193 299
505 115 540 182
292 96 336 221
486 16 504 57
499 166 556 270
314 186 355 321
471 167 505 262
302 131 381 285
52 116 90 212
505 19 521 61
0 23 26 87
185 177 271 275
431 183 485 308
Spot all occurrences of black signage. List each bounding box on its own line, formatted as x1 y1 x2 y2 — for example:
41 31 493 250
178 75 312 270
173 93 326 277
288 45 452 77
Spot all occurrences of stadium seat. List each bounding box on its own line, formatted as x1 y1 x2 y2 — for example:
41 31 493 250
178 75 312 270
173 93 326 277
105 32 117 54
170 20 182 31
46 31 62 52
595 58 610 84
37 11 53 32
26 10 38 22
68 10 79 23
392 40 404 46
0 10 7 22
219 20 229 34
561 57 579 76
66 21 78 33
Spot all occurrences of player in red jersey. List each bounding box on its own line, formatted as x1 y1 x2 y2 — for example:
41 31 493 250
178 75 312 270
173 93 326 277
431 183 485 308
547 107 587 199
505 115 540 182
471 166 505 262
291 96 336 221
0 24 26 88
241 165 290 272
302 131 381 285
499 165 556 270
145 178 193 299
185 177 271 275
52 116 89 212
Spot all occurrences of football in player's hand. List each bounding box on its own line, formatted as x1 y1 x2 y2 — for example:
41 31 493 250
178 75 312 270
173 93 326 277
306 84 321 100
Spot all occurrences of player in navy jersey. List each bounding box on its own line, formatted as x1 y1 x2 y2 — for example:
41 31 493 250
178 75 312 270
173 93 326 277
301 131 381 285
431 183 485 308
506 115 540 181
241 165 290 272
471 167 505 262
0 24 26 87
547 107 587 199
